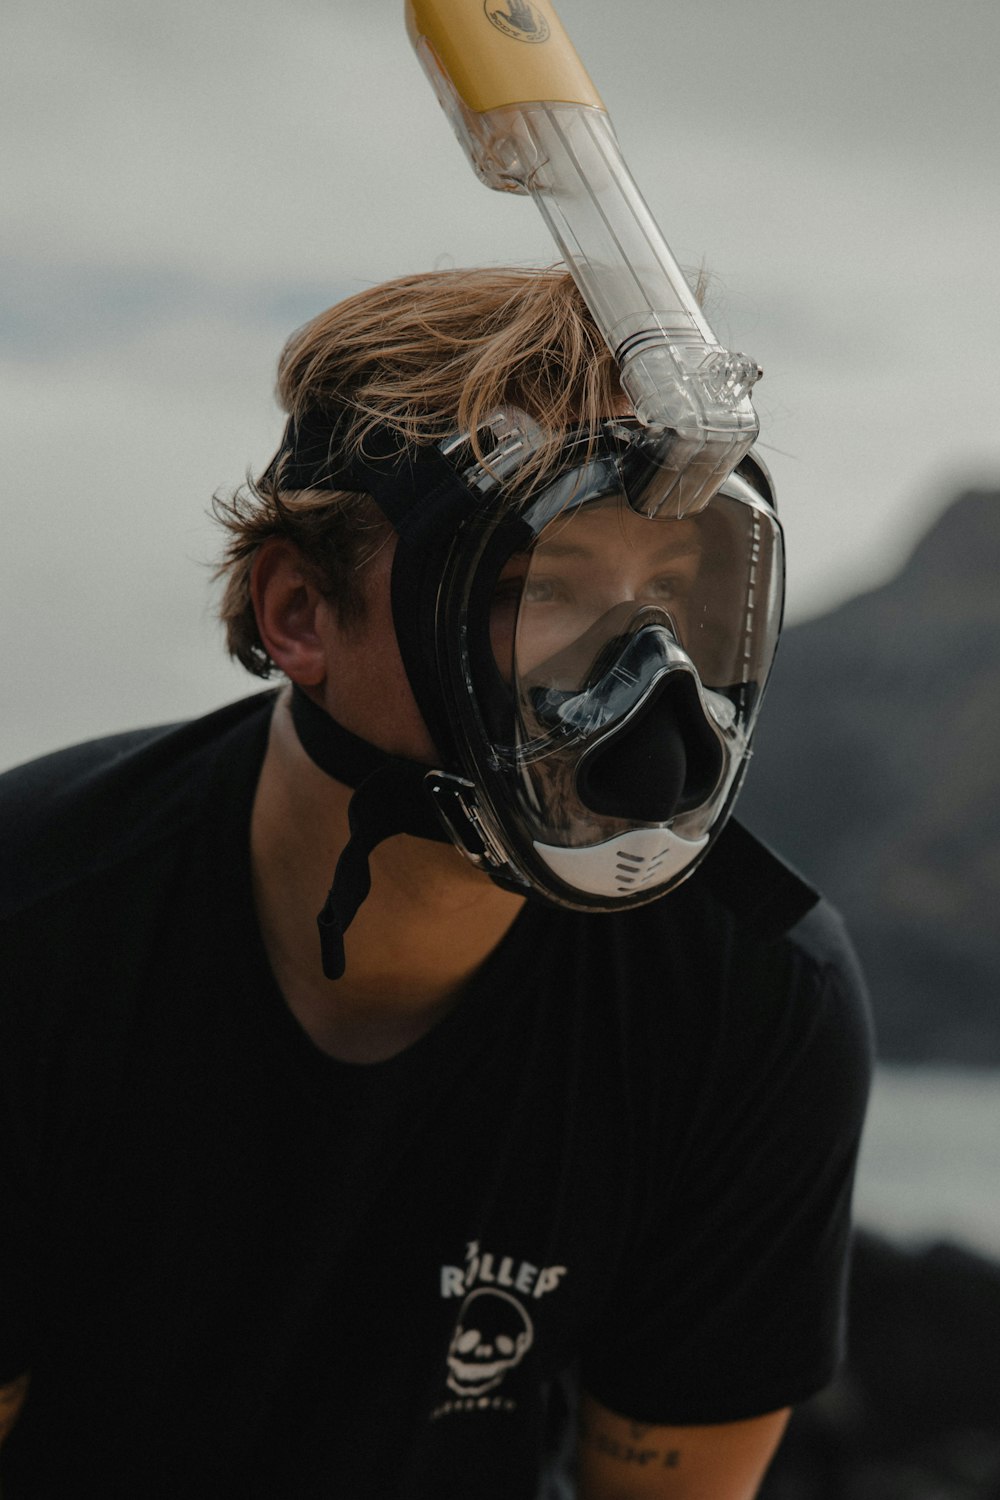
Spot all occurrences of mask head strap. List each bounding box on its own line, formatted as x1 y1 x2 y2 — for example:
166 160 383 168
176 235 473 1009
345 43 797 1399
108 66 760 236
273 410 477 764
289 686 450 980
271 416 489 980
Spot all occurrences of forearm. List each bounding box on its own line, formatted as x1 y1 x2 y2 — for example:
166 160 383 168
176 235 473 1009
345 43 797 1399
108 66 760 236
577 1393 789 1500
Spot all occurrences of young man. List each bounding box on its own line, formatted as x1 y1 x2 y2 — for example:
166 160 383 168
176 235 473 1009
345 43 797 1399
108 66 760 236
0 267 872 1498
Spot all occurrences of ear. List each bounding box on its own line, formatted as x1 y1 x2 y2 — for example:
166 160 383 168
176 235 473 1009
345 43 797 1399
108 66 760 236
250 538 329 687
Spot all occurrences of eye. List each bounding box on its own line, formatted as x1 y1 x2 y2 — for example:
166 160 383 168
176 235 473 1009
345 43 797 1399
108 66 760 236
492 579 524 608
522 576 569 605
494 554 530 607
646 573 689 601
456 1328 481 1353
495 1335 515 1355
495 574 569 608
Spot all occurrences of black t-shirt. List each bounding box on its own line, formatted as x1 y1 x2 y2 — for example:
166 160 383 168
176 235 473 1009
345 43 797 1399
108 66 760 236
0 694 872 1498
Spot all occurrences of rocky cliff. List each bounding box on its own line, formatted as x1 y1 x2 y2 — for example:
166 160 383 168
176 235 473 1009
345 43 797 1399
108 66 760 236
738 489 1000 1062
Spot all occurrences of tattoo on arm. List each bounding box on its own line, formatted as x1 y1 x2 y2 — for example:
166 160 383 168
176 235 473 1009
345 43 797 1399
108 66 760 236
580 1409 681 1468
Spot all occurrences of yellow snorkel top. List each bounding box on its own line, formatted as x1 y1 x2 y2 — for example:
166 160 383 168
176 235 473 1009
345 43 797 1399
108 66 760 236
406 0 761 516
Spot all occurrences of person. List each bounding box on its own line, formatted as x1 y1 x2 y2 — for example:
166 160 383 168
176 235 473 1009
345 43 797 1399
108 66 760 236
0 266 872 1499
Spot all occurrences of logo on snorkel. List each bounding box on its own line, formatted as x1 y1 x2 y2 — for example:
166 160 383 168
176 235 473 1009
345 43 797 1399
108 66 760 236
485 1 551 43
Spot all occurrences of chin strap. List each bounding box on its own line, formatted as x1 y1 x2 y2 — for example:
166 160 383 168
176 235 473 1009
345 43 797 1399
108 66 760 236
289 686 450 981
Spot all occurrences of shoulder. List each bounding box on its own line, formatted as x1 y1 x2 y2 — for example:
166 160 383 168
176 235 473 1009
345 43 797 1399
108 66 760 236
629 818 867 1001
599 822 874 1105
0 691 277 922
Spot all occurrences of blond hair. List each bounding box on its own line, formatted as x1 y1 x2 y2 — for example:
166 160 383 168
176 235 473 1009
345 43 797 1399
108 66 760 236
214 266 622 676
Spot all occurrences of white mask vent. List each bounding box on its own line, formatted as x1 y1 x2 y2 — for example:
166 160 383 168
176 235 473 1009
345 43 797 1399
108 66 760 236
533 826 710 900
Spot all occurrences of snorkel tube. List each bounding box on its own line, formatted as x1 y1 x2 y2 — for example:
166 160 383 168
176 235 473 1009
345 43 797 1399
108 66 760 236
406 0 761 517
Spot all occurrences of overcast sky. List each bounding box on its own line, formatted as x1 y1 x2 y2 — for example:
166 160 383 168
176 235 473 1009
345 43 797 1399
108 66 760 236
3 0 999 769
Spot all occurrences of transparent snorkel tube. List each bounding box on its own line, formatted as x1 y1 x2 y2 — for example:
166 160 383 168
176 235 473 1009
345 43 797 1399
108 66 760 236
405 0 762 517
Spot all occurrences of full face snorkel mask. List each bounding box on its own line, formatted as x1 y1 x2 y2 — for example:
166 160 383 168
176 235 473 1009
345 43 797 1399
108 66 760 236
281 0 781 978
424 411 782 901
277 408 783 979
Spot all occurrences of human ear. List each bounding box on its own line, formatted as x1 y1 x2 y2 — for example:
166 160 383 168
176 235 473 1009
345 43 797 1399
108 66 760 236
250 538 328 687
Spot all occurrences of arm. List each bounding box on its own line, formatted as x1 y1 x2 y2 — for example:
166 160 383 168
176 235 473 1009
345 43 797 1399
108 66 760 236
576 910 871 1500
0 1373 29 1447
577 1392 789 1500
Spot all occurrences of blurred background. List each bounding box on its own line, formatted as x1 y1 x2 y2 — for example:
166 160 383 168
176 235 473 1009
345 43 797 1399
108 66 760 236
3 2 999 1493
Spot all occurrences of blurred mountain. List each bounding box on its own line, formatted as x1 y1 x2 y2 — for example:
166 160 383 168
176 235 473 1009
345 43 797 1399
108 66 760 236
739 488 1000 1063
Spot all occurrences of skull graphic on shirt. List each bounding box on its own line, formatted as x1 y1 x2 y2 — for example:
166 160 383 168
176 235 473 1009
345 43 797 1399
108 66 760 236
446 1288 535 1396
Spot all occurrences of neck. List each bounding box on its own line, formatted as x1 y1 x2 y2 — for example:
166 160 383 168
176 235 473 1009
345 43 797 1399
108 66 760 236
249 690 525 1062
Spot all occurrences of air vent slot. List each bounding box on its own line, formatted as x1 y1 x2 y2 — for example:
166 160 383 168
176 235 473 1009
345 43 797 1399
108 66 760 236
613 843 674 891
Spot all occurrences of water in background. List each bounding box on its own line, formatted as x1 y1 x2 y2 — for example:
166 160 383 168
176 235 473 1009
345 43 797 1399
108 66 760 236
854 1064 1000 1260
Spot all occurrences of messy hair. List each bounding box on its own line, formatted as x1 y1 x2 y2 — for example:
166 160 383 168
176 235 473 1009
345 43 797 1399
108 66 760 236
214 266 623 676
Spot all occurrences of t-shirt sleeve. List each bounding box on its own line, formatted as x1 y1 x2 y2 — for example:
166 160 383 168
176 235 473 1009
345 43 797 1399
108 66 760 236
580 900 874 1425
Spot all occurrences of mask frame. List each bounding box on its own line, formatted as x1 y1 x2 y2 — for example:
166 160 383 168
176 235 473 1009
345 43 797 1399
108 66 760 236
409 414 784 910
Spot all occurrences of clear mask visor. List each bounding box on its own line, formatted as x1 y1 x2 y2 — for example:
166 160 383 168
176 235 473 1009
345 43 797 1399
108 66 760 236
489 485 782 846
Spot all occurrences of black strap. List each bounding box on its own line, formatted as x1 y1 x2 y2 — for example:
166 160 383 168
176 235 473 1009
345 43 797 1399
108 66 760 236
290 684 394 789
315 759 448 980
276 414 475 766
289 687 450 979
271 409 468 534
